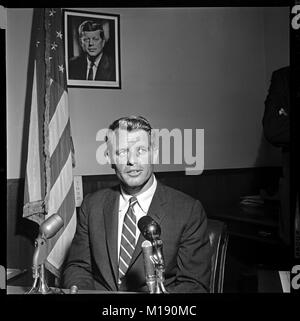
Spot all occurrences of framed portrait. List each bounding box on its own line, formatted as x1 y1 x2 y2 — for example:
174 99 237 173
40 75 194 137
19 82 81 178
64 10 121 89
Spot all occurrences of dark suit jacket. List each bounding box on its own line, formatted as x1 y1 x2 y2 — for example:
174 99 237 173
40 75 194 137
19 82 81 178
68 53 116 81
263 66 289 150
263 66 290 245
62 182 211 293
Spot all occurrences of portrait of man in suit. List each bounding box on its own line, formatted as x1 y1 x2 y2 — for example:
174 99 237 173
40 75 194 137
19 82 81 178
68 19 116 82
62 116 211 293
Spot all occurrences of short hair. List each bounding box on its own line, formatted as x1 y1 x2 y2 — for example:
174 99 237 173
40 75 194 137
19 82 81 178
105 115 153 143
78 20 104 39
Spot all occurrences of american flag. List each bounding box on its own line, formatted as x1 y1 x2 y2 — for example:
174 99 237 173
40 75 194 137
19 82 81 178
23 8 76 278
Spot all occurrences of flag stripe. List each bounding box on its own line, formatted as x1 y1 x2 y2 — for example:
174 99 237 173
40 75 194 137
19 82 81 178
23 11 47 222
48 151 73 216
26 61 42 203
48 91 69 156
46 182 76 271
47 207 76 270
57 181 76 224
48 179 75 243
50 119 72 185
49 80 65 120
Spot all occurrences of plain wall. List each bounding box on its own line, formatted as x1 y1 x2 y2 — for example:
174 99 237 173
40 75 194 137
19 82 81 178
6 7 289 179
263 7 290 85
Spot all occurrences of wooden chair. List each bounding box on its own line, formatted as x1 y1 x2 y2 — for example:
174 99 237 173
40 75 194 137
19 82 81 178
207 218 229 293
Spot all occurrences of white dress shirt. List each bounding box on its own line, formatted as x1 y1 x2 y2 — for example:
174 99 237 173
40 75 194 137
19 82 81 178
117 175 157 258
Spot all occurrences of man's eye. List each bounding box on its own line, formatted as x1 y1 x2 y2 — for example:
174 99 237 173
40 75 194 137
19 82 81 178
117 150 128 156
138 147 147 154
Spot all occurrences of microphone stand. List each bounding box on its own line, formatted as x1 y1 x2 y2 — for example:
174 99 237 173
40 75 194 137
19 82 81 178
26 222 65 295
151 239 168 294
26 237 64 294
138 216 168 294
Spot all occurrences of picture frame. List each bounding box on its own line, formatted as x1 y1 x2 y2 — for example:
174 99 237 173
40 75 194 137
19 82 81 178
64 9 121 89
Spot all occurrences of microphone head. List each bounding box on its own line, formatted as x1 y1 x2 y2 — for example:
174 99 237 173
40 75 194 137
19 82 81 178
39 214 64 239
70 285 79 294
138 216 161 242
141 240 152 249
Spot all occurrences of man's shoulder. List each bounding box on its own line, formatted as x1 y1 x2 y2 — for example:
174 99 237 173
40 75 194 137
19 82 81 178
157 182 205 219
97 53 115 76
272 66 289 79
158 182 198 205
83 185 119 204
101 53 114 64
89 185 119 197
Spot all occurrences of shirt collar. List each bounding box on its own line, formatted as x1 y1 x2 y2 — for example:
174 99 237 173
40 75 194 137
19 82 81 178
119 174 157 213
87 53 103 68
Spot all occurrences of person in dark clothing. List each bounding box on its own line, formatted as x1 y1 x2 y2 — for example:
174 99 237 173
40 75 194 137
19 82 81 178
263 66 290 245
62 116 211 293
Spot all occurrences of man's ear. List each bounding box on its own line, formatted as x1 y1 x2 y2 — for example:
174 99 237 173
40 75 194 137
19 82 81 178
151 131 159 164
79 37 84 48
151 145 159 164
105 149 116 170
105 149 111 164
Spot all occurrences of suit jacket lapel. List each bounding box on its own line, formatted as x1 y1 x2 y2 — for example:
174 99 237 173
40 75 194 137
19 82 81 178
103 188 120 286
128 182 168 269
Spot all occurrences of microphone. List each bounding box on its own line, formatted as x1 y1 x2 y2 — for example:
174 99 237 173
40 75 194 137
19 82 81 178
39 214 64 239
138 216 164 266
32 214 64 267
27 214 64 295
141 240 156 293
138 216 168 293
138 216 161 242
70 285 79 294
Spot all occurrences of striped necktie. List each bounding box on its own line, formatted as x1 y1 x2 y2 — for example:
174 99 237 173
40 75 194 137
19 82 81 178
118 196 138 285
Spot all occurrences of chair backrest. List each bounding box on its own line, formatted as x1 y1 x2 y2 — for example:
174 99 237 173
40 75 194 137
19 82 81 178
207 219 229 293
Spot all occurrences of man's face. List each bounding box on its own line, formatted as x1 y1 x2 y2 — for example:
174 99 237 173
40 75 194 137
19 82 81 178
80 30 105 58
108 129 156 193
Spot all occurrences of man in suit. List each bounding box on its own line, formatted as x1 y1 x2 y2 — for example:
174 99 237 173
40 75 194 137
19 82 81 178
68 20 115 81
263 66 290 245
62 116 211 293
